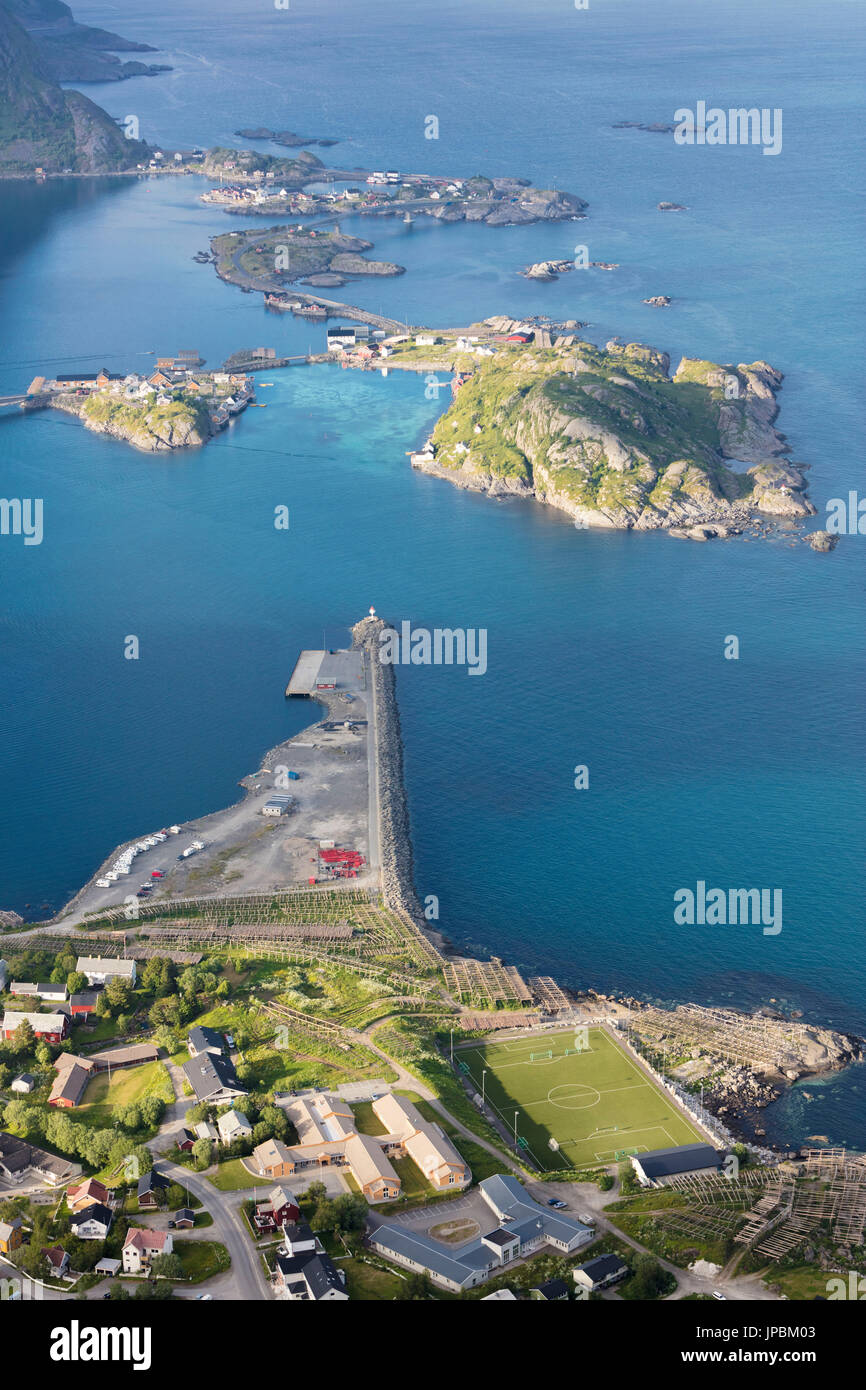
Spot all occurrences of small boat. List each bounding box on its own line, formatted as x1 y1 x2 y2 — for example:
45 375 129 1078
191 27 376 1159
403 213 414 225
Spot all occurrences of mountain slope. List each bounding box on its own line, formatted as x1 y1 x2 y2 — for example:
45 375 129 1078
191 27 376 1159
0 2 147 171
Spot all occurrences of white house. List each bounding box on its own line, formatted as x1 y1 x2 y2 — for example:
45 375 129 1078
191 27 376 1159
273 1250 348 1301
10 982 67 1003
76 957 137 988
11 1074 36 1094
217 1110 253 1144
122 1227 174 1274
70 1203 113 1240
282 1220 318 1258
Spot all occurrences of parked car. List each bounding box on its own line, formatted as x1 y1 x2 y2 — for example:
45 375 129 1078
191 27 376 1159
712 1290 727 1300
547 1198 567 1209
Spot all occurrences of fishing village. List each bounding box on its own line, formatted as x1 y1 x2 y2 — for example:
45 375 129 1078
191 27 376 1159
0 613 863 1304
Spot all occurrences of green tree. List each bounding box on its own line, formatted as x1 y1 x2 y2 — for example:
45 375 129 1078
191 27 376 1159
4 1098 40 1138
151 1251 183 1280
399 1271 434 1300
12 1018 34 1056
331 1193 367 1235
67 971 89 995
139 1095 165 1129
104 977 132 1011
628 1252 674 1300
191 1138 213 1171
141 957 175 996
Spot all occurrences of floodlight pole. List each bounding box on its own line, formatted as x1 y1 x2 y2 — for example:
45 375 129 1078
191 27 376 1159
513 1111 518 1142
482 1069 487 1107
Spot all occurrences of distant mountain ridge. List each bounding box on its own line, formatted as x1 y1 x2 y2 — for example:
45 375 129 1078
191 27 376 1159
5 0 171 81
0 1 149 172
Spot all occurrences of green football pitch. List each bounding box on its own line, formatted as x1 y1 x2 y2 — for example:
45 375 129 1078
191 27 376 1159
458 1027 704 1170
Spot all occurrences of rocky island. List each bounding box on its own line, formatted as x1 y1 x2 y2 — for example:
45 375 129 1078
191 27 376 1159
210 225 405 296
35 363 256 451
523 258 618 280
407 335 814 536
234 125 339 148
200 157 588 227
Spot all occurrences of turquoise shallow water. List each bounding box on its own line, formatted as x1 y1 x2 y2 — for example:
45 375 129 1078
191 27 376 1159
1 0 864 1148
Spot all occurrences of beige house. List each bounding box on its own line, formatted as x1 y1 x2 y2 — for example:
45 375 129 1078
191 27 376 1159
287 1092 356 1148
373 1093 470 1190
250 1088 470 1202
252 1137 297 1180
344 1133 401 1202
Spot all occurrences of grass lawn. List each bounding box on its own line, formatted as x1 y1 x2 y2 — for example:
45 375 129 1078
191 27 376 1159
75 1061 173 1132
456 1028 703 1171
173 1239 230 1283
70 1017 120 1046
206 1159 271 1193
351 1101 387 1136
390 1155 432 1201
340 1257 405 1300
766 1263 835 1301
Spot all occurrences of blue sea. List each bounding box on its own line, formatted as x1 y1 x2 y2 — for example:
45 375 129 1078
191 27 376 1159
1 0 864 1149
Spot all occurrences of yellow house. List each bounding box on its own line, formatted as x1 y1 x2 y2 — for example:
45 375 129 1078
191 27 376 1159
0 1217 24 1253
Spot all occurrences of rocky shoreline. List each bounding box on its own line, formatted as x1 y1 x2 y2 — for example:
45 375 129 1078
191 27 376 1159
48 393 215 452
412 339 818 540
586 991 864 1155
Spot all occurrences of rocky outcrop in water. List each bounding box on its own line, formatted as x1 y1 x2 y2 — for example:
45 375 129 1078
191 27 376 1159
420 337 814 535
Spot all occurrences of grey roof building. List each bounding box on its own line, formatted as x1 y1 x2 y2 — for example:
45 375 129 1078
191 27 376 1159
183 1051 247 1105
187 1026 225 1058
371 1173 594 1293
631 1142 723 1186
573 1253 630 1291
274 1250 348 1301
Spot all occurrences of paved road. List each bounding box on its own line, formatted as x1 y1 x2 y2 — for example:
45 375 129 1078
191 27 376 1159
366 651 381 877
158 1159 271 1301
141 1065 271 1300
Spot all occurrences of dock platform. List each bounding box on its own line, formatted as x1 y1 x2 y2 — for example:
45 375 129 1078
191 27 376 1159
286 648 365 697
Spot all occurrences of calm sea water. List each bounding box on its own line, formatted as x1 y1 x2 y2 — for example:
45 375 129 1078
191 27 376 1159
1 0 864 1147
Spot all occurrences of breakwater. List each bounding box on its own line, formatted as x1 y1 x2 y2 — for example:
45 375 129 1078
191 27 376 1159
352 614 445 957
